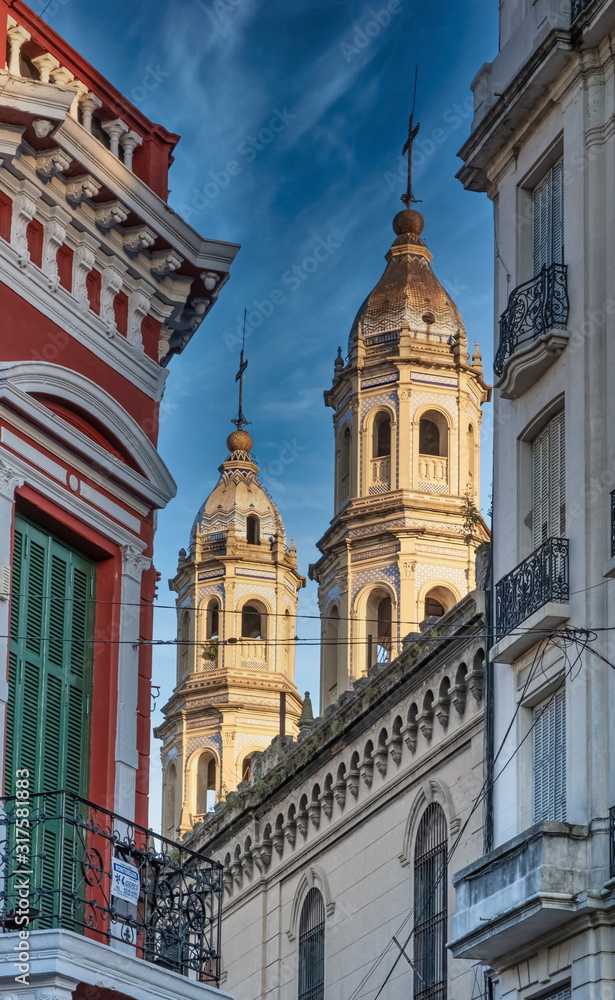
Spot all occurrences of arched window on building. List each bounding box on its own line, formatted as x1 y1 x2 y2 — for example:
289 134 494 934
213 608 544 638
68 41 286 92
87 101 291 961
423 586 456 621
177 610 190 678
467 422 476 491
246 514 260 545
323 605 340 707
196 752 217 815
242 601 266 640
414 803 447 1000
365 588 393 670
339 426 351 507
242 754 252 782
206 598 220 640
419 411 448 457
298 887 325 1000
164 761 176 839
373 412 391 458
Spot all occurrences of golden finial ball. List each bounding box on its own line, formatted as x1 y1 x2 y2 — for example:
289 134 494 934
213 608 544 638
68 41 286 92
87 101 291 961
393 209 425 236
227 429 253 453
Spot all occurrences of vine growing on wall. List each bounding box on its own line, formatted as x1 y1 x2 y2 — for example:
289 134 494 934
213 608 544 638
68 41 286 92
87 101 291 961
461 490 483 538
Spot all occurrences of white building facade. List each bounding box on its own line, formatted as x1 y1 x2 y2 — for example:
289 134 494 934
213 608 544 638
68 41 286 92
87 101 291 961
451 3 615 1000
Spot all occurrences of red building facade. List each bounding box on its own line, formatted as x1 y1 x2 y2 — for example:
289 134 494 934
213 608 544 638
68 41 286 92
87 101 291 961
0 3 238 996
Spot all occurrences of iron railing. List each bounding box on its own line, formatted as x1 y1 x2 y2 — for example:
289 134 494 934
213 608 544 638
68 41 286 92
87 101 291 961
0 790 223 983
494 264 569 377
572 0 595 22
495 537 569 639
611 490 615 558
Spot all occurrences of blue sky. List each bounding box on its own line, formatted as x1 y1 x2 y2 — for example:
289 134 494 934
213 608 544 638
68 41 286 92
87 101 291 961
41 0 499 826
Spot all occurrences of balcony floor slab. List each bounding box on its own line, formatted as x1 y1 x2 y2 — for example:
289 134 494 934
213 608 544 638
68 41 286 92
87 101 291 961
0 928 230 1000
496 328 568 399
492 601 570 663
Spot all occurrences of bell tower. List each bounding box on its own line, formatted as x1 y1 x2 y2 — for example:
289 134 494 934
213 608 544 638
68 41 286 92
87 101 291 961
156 355 305 837
310 109 490 710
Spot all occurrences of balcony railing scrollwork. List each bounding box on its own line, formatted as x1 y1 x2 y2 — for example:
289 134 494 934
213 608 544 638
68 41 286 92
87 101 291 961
494 264 569 377
495 537 569 639
0 790 223 983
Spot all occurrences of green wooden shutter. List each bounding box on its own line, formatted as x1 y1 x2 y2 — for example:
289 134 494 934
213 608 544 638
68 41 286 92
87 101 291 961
532 412 565 547
6 517 95 931
533 161 564 273
6 516 95 799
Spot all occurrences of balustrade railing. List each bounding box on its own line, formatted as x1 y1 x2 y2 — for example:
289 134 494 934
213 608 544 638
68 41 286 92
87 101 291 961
370 456 391 492
495 537 569 639
418 454 448 489
0 790 223 983
494 264 569 377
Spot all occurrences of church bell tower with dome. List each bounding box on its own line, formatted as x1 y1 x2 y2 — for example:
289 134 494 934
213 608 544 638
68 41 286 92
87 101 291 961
310 108 491 711
155 356 305 838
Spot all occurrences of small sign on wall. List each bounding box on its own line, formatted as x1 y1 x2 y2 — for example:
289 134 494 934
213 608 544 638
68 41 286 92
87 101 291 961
111 857 140 904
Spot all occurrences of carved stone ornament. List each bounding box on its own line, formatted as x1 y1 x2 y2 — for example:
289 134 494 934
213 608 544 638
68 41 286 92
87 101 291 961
373 748 388 777
434 697 450 729
359 756 374 788
308 800 321 829
73 244 96 308
240 849 253 879
12 190 38 265
120 544 150 581
450 683 467 715
418 710 434 741
296 809 309 838
95 200 129 231
123 226 156 255
272 827 284 857
230 857 243 888
283 819 297 848
386 733 403 765
319 789 334 819
150 249 183 277
401 721 418 753
66 175 101 205
32 118 54 138
0 458 25 500
333 779 346 809
346 768 360 798
36 148 72 179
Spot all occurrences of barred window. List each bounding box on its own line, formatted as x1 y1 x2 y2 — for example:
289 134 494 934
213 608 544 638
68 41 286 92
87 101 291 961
414 803 447 1000
298 887 325 1000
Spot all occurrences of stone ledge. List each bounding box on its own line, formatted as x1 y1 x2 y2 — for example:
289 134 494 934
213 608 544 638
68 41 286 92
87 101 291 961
496 329 568 399
491 601 570 663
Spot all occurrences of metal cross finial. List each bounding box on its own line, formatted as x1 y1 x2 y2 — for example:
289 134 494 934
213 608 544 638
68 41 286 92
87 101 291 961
401 65 421 208
232 308 250 430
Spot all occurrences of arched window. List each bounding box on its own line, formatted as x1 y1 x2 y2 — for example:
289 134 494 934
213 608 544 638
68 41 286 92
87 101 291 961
419 410 448 457
242 602 266 640
467 422 476 488
424 586 456 621
246 514 260 545
196 753 216 814
165 761 176 839
206 598 219 640
298 887 325 1000
365 588 393 670
242 754 252 782
339 426 351 507
414 803 447 1000
323 605 340 707
178 610 190 677
373 412 391 458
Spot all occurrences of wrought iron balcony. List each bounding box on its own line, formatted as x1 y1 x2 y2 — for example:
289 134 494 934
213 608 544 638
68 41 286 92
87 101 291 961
572 0 595 22
495 537 569 640
0 790 223 984
494 264 569 378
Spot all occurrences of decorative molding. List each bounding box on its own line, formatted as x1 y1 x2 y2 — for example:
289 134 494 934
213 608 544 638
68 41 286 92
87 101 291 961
95 200 129 231
65 174 101 205
151 249 184 277
287 865 335 941
123 225 156 255
0 455 25 500
121 543 151 581
35 148 72 179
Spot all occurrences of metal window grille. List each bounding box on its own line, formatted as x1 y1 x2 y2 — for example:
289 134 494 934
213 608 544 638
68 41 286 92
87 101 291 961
298 888 325 1000
414 803 447 1000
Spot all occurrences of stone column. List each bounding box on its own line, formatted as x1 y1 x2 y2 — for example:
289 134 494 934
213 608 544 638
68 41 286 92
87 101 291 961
0 458 24 793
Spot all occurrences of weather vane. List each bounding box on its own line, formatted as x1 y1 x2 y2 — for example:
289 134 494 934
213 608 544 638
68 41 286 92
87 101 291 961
232 308 250 432
401 65 421 208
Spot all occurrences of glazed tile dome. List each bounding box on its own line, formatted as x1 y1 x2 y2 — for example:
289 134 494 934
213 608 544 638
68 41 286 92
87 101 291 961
348 208 466 352
191 444 285 543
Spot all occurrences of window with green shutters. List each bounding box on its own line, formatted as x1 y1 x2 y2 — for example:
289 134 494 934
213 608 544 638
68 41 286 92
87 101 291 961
5 516 96 929
6 516 95 798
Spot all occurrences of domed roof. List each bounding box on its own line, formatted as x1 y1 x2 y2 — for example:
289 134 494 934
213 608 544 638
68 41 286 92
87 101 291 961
191 443 286 543
348 209 465 352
